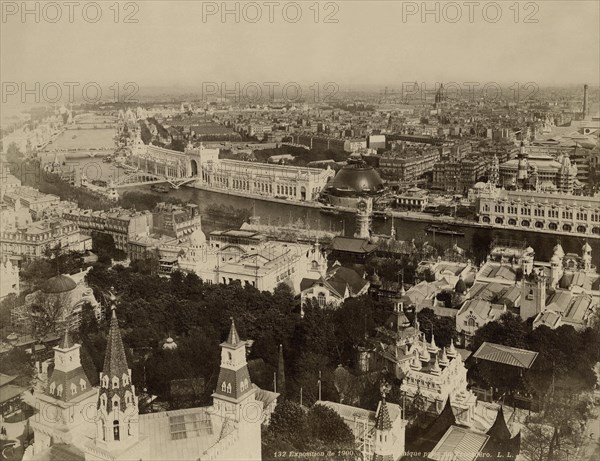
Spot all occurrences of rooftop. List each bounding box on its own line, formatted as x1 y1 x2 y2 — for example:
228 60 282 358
472 342 538 369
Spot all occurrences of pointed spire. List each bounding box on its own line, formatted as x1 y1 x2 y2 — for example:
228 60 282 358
431 354 441 376
447 340 457 358
439 347 449 367
276 344 286 397
375 381 393 431
102 296 129 379
226 317 241 346
428 334 439 354
59 324 75 349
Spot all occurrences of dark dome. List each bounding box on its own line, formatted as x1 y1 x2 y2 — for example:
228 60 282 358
42 275 77 294
326 161 384 196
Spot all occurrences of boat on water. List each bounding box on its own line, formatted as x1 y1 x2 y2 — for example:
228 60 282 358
425 224 465 237
373 210 391 220
320 204 341 216
151 184 170 193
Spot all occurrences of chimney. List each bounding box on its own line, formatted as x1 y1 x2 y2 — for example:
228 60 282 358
583 84 589 118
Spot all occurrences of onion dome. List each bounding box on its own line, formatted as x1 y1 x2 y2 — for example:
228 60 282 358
447 340 457 358
427 334 439 354
550 254 562 265
188 227 206 247
430 355 441 376
162 337 178 351
42 274 77 294
439 347 449 367
553 244 565 258
325 158 384 197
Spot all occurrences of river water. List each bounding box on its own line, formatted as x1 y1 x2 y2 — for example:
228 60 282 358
59 156 599 267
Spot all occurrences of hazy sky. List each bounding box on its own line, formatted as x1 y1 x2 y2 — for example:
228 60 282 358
1 0 599 93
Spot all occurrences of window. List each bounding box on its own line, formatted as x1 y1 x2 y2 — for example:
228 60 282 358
112 377 119 389
113 420 120 441
56 385 63 397
226 383 232 393
102 375 109 388
71 383 77 395
221 382 227 392
50 382 56 394
317 293 326 307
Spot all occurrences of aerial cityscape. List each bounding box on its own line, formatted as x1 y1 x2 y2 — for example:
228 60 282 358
0 1 599 461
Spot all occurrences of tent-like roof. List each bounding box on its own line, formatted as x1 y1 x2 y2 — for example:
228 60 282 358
472 342 538 369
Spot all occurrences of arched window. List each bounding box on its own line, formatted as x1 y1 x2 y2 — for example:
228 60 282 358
467 317 476 328
113 420 120 441
317 293 326 307
102 419 106 441
228 352 232 361
221 382 227 392
100 394 107 409
226 383 232 393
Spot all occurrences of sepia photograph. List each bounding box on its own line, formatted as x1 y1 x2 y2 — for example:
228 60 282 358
0 1 599 460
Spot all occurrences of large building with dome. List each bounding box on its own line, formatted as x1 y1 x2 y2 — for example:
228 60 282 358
322 156 385 208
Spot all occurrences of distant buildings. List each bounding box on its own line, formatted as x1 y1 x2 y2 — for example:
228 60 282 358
432 157 488 192
476 188 600 236
499 145 578 193
379 148 440 183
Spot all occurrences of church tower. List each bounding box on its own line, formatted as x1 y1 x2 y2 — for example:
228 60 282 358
92 294 143 459
211 318 263 461
212 318 257 420
520 268 547 321
27 327 97 458
517 142 528 184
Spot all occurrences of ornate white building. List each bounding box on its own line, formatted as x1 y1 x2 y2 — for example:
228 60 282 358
25 302 264 461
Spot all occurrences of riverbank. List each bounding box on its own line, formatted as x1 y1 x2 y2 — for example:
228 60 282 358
392 210 600 240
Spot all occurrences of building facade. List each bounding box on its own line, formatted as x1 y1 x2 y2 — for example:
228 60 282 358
477 189 600 236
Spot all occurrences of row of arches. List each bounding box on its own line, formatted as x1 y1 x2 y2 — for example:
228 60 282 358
481 216 599 234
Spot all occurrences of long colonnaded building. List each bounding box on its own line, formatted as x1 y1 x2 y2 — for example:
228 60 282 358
128 138 334 202
475 188 600 237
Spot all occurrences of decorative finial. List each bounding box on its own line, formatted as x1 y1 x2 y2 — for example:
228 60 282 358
380 381 391 400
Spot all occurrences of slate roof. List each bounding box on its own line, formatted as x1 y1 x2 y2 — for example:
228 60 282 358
472 342 538 369
329 236 378 254
375 399 393 431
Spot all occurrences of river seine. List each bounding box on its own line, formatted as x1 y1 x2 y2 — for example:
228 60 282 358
62 156 599 267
